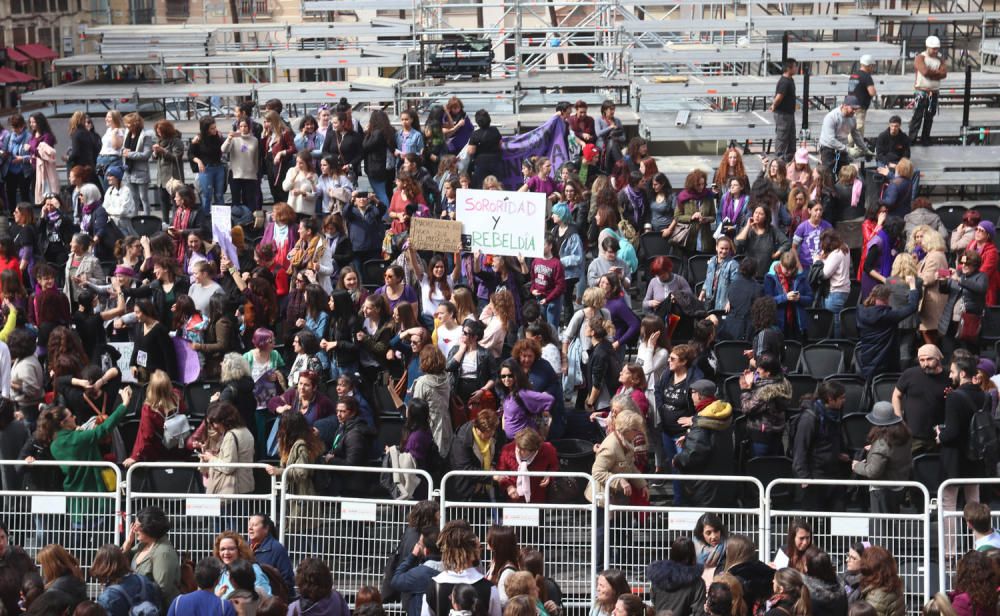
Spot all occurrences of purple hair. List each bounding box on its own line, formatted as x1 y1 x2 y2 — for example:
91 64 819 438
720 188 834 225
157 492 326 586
252 328 275 350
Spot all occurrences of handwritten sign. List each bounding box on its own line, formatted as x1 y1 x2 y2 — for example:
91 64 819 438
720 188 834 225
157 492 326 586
456 188 546 258
211 205 240 269
109 342 136 384
409 217 463 253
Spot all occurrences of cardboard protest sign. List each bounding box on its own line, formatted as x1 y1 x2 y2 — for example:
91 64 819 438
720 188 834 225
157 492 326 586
456 188 546 258
409 217 463 253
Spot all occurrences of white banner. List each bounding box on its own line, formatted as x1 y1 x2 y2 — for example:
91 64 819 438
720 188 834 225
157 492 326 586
456 188 546 258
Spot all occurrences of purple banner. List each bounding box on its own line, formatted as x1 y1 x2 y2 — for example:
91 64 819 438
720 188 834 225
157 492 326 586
500 115 570 191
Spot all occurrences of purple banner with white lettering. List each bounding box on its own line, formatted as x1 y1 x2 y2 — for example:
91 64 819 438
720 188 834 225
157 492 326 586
500 116 570 191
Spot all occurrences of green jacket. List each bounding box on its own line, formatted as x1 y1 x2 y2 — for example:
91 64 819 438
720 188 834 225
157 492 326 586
50 403 127 493
131 539 181 609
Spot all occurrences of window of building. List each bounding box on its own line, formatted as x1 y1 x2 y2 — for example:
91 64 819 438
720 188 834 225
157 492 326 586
165 0 190 19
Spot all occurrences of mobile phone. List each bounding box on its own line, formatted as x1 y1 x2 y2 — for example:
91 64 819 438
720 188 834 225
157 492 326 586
938 268 951 279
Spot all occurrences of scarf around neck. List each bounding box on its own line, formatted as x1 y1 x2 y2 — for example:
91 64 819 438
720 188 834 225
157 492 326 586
515 447 539 501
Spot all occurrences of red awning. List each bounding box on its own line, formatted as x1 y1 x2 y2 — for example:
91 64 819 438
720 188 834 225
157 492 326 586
0 67 35 84
4 47 30 64
16 43 58 62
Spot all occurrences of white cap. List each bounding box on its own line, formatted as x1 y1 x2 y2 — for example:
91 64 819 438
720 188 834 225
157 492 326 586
859 54 874 66
926 35 941 48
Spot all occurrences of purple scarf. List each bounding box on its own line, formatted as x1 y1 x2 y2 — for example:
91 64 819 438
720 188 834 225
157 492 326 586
720 193 748 223
625 185 645 226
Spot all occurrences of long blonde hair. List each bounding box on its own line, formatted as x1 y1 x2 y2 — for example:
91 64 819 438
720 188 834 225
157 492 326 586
264 110 289 137
144 370 178 414
890 252 918 278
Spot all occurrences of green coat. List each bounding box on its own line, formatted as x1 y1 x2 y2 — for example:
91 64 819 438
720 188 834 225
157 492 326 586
49 403 127 493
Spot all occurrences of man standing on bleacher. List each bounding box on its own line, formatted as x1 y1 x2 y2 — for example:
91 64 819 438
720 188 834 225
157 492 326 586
770 58 798 163
910 35 947 146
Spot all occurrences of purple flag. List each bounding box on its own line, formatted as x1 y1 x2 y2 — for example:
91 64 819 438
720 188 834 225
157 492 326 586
499 115 570 191
173 337 201 384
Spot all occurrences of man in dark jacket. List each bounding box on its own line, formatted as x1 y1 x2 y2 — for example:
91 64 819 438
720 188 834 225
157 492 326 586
324 397 376 496
939 353 987 520
856 279 919 379
673 379 736 508
791 381 847 511
739 352 792 457
448 408 502 501
392 527 445 616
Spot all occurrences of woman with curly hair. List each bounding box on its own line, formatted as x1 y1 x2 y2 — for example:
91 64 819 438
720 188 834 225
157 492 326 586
949 550 996 616
858 545 905 616
212 531 272 598
674 169 717 254
425 521 501 616
288 557 349 616
264 412 326 524
121 505 181 608
479 288 516 359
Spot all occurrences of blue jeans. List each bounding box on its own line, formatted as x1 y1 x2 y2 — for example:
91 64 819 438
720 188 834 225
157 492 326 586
199 164 227 212
825 292 849 338
369 179 390 207
544 297 563 330
662 433 683 505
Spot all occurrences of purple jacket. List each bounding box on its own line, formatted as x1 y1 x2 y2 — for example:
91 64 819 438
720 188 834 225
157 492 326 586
606 295 640 346
502 389 553 439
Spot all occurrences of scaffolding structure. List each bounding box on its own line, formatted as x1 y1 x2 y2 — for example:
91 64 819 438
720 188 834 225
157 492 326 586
18 0 1000 151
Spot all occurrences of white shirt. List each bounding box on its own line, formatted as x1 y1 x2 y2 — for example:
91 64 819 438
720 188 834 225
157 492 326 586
0 342 11 397
436 322 462 358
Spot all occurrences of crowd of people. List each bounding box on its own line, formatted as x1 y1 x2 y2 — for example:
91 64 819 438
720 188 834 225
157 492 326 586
0 82 994 616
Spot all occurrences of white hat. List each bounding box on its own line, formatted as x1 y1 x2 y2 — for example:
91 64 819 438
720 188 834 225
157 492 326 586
926 35 941 48
859 54 874 66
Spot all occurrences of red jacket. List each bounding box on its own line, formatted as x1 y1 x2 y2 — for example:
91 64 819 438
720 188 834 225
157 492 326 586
130 396 189 463
495 441 559 503
969 240 1000 306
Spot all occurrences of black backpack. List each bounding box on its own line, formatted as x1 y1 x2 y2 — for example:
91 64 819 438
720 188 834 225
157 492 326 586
956 389 1000 477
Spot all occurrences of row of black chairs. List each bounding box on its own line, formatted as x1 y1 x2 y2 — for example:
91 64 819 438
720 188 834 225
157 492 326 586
719 370 901 417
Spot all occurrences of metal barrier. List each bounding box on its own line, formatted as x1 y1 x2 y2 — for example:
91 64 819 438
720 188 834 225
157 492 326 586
278 464 434 608
440 471 598 604
765 479 930 616
0 460 122 597
125 462 277 562
604 474 765 595
936 478 999 592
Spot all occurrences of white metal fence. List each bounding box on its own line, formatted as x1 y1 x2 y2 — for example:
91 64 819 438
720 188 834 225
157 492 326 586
936 478 1000 593
440 470 598 604
604 474 765 595
124 462 277 562
765 479 931 616
2 460 980 610
0 460 122 598
278 464 434 608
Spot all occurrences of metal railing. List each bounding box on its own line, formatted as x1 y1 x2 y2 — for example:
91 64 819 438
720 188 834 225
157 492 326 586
766 478 931 616
441 470 598 605
936 478 1000 593
278 464 433 608
0 460 122 598
605 474 765 594
124 462 277 563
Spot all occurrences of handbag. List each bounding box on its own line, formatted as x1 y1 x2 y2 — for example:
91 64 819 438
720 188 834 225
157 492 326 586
959 311 983 343
669 222 692 247
162 410 192 449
